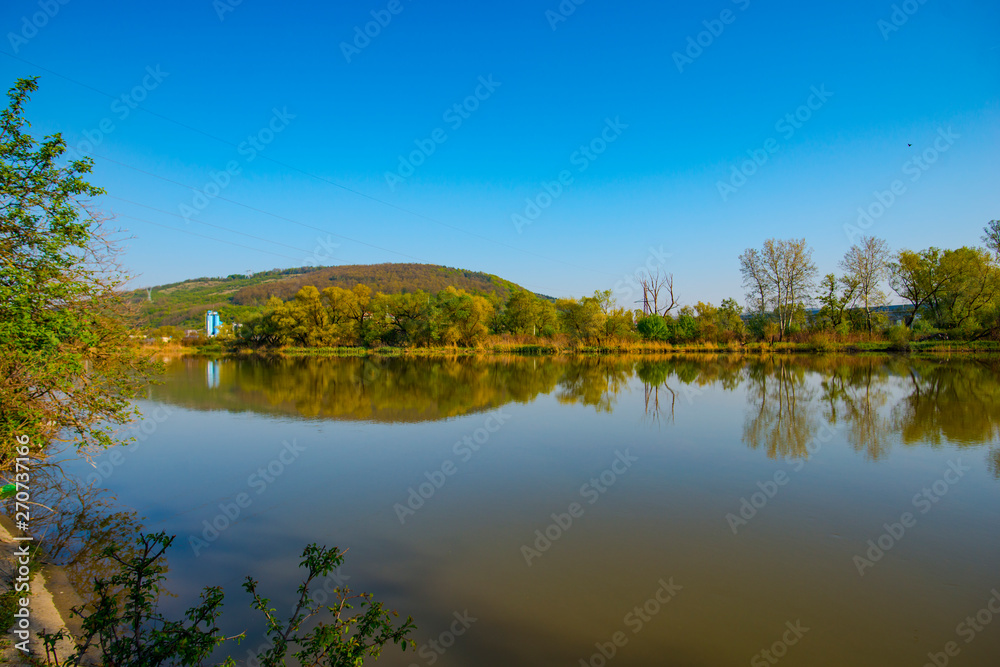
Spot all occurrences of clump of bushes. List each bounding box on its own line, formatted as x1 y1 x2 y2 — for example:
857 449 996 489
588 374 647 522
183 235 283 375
886 324 911 351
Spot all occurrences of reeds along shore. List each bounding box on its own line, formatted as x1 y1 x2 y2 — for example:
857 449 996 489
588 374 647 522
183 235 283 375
148 334 1000 359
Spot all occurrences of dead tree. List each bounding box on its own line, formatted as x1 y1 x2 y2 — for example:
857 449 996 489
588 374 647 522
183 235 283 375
638 269 678 316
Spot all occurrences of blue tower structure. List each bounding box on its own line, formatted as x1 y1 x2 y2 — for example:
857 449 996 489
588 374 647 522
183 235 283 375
206 310 221 337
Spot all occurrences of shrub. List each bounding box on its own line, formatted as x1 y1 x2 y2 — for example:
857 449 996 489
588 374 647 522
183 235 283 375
40 532 415 667
810 332 836 353
670 314 699 344
636 315 671 342
911 317 933 335
887 324 911 351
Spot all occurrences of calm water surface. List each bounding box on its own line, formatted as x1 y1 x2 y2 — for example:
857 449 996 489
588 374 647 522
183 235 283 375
61 355 1000 666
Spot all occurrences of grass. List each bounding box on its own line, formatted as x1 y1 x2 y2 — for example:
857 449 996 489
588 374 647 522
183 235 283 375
135 325 1000 359
136 336 1000 360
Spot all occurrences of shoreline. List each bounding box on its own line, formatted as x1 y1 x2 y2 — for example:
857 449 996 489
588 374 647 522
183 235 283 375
147 339 1000 359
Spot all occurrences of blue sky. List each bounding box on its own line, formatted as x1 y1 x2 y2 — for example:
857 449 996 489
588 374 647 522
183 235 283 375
2 0 998 304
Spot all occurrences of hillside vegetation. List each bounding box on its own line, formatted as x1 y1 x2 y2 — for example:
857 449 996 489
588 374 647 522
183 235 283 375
131 263 536 329
231 263 525 305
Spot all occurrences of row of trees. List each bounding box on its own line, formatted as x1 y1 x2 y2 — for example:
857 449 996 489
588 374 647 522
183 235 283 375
229 225 1000 349
235 284 638 348
738 227 1000 340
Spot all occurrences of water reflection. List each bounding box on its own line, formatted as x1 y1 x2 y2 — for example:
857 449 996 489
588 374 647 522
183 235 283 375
743 359 819 459
50 354 1000 666
207 359 220 389
5 462 144 606
153 355 1000 460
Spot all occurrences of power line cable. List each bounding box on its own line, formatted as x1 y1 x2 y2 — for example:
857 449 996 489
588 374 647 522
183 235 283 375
107 195 340 260
122 214 299 261
0 49 620 278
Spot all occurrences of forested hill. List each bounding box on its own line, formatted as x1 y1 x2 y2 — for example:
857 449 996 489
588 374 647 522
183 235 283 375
231 264 526 305
130 263 538 329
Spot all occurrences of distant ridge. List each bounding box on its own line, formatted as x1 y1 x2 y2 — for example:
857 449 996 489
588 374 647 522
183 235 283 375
131 263 545 329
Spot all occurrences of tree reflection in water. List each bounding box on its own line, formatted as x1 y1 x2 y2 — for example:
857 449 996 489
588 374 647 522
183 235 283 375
148 355 1000 469
6 462 144 607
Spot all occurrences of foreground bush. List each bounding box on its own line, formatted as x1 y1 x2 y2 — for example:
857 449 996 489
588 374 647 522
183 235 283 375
40 532 415 667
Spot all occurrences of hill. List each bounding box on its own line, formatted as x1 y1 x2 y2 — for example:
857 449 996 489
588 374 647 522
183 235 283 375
130 263 539 330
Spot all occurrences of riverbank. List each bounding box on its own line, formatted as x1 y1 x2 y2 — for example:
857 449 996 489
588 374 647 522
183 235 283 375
0 515 82 663
148 339 1000 359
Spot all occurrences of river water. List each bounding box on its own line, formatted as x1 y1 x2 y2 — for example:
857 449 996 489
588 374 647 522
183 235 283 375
58 355 1000 666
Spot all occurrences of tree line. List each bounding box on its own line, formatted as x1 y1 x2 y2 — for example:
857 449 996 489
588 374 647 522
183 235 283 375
227 222 1000 349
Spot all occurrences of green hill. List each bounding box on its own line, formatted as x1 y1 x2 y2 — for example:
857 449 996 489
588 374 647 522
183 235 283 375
130 263 539 330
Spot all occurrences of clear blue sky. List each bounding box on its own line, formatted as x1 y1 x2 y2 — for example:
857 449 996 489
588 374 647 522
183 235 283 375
2 0 998 305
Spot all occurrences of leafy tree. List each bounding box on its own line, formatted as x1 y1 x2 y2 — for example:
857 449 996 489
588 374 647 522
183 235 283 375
436 287 492 346
593 289 635 343
840 236 890 334
0 77 156 466
934 247 1000 333
534 298 560 337
385 290 435 346
556 297 605 343
320 286 358 344
888 248 955 327
289 286 332 346
237 297 287 347
815 273 857 331
344 284 376 344
503 290 550 335
694 302 719 341
718 298 746 340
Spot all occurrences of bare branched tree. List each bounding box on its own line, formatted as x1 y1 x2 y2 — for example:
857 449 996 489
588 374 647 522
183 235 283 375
637 269 677 316
739 239 817 338
983 220 1000 260
840 236 891 334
